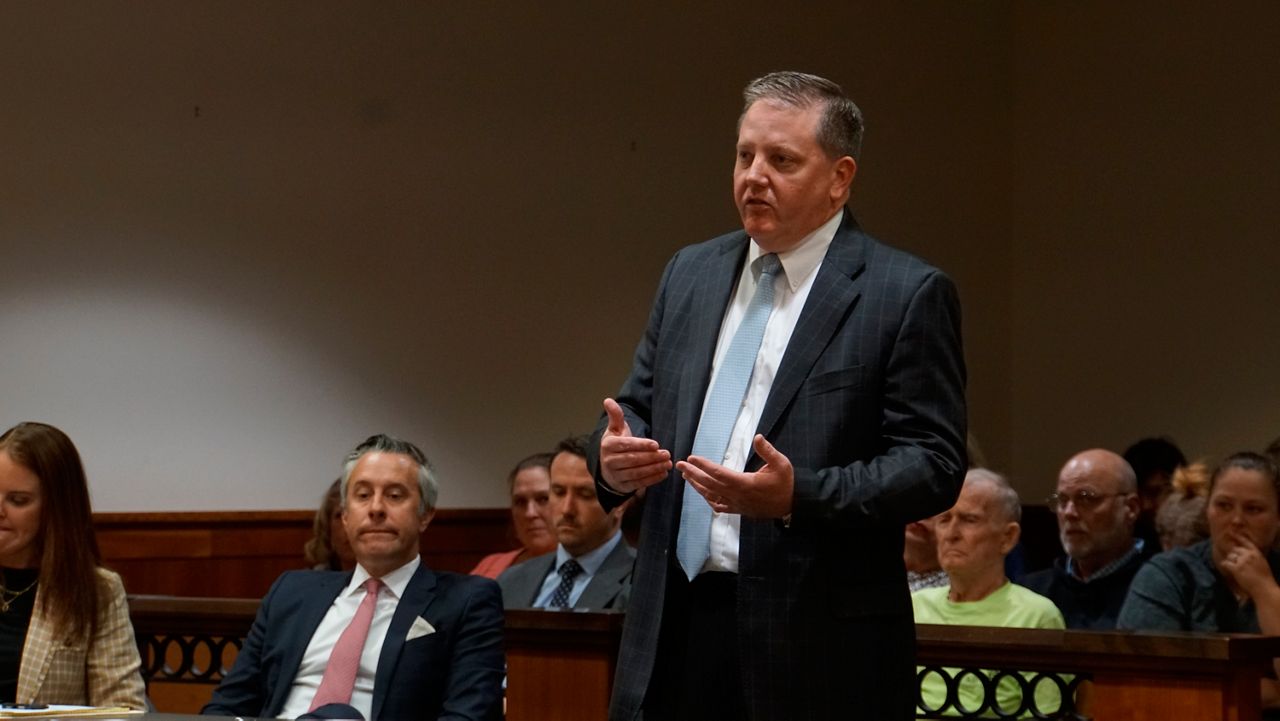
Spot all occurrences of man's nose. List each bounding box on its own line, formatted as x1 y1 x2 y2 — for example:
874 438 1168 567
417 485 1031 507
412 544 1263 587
523 502 541 518
743 156 769 186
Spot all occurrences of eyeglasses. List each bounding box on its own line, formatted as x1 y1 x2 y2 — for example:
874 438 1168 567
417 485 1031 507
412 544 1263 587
1046 490 1128 513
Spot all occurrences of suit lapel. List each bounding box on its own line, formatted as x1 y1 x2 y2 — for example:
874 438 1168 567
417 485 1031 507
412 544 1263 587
675 235 750 459
754 211 868 452
575 542 633 609
372 563 437 721
270 572 350 715
16 586 56 703
523 555 555 606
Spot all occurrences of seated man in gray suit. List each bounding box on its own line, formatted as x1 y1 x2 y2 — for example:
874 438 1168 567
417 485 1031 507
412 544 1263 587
498 435 635 610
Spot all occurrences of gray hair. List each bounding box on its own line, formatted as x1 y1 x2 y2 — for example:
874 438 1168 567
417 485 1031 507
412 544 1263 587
966 467 1021 524
340 433 438 514
741 71 864 161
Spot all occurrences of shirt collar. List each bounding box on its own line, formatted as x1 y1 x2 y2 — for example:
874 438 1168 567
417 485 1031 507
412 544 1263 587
554 530 623 578
349 555 420 600
747 209 842 293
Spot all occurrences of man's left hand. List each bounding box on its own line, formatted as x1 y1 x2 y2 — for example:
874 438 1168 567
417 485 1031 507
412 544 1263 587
677 434 794 519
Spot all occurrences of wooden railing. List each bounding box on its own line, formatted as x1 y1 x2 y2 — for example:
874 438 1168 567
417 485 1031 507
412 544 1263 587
916 624 1280 720
127 596 1280 720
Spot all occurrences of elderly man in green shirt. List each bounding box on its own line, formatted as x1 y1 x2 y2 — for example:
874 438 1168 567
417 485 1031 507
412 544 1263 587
912 468 1064 717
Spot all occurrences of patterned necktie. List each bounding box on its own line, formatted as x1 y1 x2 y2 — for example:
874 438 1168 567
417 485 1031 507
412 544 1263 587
677 253 782 580
310 577 383 711
548 559 583 608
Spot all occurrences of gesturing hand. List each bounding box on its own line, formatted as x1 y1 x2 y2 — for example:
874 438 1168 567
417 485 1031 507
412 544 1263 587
598 398 672 494
676 434 794 519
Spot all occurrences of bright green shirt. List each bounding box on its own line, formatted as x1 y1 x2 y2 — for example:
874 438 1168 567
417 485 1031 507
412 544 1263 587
912 580 1065 718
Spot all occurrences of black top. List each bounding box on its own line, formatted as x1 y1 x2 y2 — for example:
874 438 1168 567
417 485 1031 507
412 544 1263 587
1017 548 1148 630
1117 539 1280 633
0 567 39 702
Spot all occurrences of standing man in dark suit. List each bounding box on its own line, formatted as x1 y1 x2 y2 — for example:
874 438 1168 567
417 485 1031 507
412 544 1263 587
498 435 635 610
203 434 504 721
589 71 967 721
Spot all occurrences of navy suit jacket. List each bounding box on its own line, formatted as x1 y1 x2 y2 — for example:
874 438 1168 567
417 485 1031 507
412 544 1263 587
589 211 967 720
202 563 504 721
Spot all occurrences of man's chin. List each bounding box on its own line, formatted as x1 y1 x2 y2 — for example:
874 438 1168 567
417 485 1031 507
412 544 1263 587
740 216 777 241
354 538 402 556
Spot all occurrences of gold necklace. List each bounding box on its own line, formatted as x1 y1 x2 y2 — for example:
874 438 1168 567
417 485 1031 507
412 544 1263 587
0 579 38 613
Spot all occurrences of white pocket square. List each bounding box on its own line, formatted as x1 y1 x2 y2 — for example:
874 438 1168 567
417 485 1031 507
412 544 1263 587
406 617 436 641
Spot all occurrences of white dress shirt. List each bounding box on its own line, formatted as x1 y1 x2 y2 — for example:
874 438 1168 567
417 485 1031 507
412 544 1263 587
700 210 841 574
278 556 421 720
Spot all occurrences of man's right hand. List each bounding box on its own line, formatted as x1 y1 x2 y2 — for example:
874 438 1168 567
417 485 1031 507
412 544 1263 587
599 398 672 494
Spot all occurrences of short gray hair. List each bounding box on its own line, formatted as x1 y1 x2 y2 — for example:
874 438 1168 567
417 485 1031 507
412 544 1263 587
966 467 1021 524
741 71 864 161
340 433 438 514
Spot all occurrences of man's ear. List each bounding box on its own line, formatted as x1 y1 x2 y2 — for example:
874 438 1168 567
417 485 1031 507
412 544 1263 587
609 496 634 527
831 156 857 200
419 508 436 534
1123 493 1141 523
1000 522 1022 556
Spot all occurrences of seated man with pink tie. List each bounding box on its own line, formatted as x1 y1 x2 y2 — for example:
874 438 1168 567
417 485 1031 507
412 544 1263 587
203 434 504 721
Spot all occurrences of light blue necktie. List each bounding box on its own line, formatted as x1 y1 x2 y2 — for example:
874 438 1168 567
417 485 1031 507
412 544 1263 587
677 253 782 580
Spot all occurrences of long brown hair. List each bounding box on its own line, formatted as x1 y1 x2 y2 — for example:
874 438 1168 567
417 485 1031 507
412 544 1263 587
303 479 343 570
0 422 103 641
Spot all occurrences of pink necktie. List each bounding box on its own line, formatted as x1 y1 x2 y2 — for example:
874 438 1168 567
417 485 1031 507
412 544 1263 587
310 577 383 711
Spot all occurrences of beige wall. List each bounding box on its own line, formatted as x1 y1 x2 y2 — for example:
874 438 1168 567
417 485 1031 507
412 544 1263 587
1010 2 1280 495
1 2 1271 510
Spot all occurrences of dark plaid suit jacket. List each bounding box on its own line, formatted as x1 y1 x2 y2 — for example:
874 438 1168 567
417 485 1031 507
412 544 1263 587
589 210 967 721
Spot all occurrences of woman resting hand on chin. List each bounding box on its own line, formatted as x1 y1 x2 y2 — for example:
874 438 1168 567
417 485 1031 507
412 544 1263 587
0 422 146 709
1119 451 1280 709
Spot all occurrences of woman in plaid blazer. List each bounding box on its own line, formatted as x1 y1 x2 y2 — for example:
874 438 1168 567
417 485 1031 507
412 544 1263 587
0 422 146 710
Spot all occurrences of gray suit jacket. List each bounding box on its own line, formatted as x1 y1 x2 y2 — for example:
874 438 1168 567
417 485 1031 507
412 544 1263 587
588 210 967 721
496 540 636 610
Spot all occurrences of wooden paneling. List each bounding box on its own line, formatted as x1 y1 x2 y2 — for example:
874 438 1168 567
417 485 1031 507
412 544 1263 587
97 508 511 597
505 609 624 721
91 505 1063 598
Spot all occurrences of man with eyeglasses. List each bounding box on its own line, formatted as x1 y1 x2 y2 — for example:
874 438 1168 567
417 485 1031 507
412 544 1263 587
1018 449 1148 629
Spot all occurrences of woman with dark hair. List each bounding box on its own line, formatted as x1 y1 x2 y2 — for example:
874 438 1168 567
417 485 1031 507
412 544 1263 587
302 479 355 571
1118 451 1280 708
0 422 146 709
